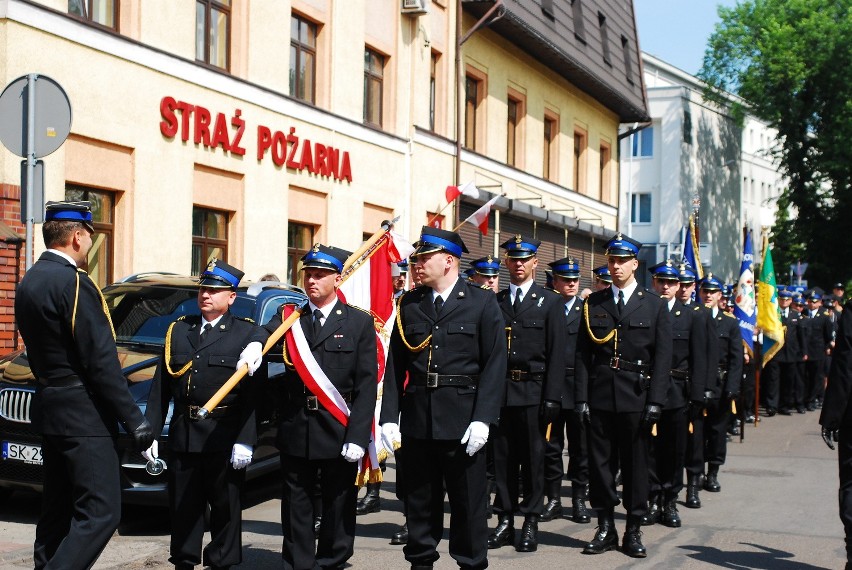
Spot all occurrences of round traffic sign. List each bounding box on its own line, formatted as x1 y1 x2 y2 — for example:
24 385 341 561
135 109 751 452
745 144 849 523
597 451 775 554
0 74 72 158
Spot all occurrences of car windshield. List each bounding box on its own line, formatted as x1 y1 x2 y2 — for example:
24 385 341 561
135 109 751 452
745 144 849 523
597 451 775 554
104 285 200 345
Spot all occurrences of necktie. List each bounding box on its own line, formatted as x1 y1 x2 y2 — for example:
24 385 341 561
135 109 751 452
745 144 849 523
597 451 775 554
513 289 522 313
313 309 324 339
616 290 624 317
434 295 444 315
200 322 212 341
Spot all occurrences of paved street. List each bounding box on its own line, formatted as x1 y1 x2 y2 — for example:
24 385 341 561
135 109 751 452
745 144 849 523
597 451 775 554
0 409 845 569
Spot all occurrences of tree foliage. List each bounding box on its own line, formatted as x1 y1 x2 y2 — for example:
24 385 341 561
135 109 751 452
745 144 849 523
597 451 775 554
698 0 852 287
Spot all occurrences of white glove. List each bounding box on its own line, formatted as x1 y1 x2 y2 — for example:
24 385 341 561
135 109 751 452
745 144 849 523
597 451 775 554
231 443 253 469
460 421 489 456
341 443 365 462
237 341 263 376
142 439 159 463
381 423 401 452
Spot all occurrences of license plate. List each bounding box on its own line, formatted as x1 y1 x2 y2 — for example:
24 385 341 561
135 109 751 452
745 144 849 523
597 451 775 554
2 441 43 465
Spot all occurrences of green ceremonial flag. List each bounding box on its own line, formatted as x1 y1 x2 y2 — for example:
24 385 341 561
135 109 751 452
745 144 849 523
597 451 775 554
757 236 785 366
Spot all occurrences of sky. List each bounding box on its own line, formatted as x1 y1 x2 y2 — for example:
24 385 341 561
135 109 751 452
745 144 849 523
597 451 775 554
633 0 739 76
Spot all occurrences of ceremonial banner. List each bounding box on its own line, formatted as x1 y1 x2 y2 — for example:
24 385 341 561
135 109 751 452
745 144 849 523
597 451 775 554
757 235 785 366
733 230 756 356
683 215 704 279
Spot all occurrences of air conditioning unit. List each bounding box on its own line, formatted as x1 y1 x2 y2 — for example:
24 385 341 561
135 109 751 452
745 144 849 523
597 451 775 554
401 0 429 16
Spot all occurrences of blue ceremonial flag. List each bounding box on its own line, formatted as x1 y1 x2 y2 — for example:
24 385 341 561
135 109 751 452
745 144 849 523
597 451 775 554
733 230 756 356
682 215 704 279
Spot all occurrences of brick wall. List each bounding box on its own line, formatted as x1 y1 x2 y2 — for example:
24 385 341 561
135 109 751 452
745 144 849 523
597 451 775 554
0 184 25 355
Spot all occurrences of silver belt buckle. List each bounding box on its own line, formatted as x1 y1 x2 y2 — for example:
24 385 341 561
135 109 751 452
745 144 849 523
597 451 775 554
610 357 620 370
426 373 439 388
306 396 319 411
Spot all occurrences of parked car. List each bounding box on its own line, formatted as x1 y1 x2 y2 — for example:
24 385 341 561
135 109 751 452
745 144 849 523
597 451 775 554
0 274 305 506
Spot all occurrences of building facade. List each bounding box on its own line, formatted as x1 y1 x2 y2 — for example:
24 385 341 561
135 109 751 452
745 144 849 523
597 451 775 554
620 53 784 286
0 0 647 354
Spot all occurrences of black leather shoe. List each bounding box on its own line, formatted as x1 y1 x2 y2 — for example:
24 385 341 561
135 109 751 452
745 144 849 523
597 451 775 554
410 565 433 570
391 523 408 545
582 521 618 554
356 483 381 515
704 467 721 492
622 523 647 558
764 408 777 417
540 498 563 522
640 495 661 526
487 515 514 549
807 402 817 411
797 406 806 414
516 516 539 552
745 413 756 423
685 476 701 508
572 485 591 524
661 499 682 528
779 407 793 416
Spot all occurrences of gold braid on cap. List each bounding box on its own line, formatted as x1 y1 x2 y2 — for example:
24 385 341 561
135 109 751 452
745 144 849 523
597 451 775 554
164 318 193 377
73 270 116 341
395 295 431 352
583 300 618 348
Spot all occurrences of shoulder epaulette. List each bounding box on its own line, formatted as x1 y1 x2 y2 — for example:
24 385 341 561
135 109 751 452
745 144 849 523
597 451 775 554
480 284 491 290
234 315 255 323
176 315 187 321
693 305 701 311
723 312 736 319
347 303 373 317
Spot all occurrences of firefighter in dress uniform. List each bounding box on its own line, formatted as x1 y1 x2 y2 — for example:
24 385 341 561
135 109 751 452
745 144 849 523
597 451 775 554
143 260 267 570
575 233 672 558
380 226 507 570
16 201 155 570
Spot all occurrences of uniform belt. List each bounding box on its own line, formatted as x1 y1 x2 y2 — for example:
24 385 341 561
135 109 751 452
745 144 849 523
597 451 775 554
609 357 650 375
294 391 352 411
508 370 544 382
38 375 84 388
670 368 690 380
411 373 479 388
180 404 234 420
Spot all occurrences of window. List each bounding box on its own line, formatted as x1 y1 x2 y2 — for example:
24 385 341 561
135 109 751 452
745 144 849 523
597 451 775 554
364 48 384 127
572 0 585 43
65 186 115 288
599 142 612 202
621 35 634 84
192 207 229 276
287 223 314 285
290 14 317 103
598 13 611 65
429 53 438 131
631 126 653 157
464 75 481 150
573 129 587 193
196 0 230 70
631 193 651 224
543 115 558 181
68 0 117 30
426 212 444 229
507 97 521 167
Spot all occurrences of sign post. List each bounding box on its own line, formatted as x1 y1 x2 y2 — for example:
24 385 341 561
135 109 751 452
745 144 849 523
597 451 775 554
0 74 72 269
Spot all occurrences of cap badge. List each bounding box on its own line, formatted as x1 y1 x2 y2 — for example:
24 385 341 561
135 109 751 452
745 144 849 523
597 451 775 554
515 234 522 244
206 259 217 272
616 232 623 241
312 244 320 253
486 255 493 263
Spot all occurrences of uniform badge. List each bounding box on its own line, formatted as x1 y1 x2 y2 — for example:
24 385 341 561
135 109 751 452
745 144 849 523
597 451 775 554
312 244 320 253
537 297 544 307
486 255 493 263
675 310 681 316
336 309 342 315
206 259 217 272
515 234 522 244
219 324 225 329
459 291 465 297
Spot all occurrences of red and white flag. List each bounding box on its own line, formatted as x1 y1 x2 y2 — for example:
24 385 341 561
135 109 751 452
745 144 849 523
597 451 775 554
461 195 501 235
445 181 480 203
337 230 413 484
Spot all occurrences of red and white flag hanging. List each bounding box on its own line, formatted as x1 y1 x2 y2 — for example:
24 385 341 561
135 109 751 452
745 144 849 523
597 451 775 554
461 195 501 235
445 181 480 203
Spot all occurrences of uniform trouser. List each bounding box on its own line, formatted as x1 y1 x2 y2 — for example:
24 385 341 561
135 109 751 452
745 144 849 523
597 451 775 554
685 405 705 477
34 434 121 570
400 436 488 570
763 360 782 410
543 408 589 491
806 359 827 404
169 450 245 568
281 454 357 570
836 426 852 560
704 397 732 466
780 361 803 408
587 410 649 517
493 405 546 517
648 407 688 500
741 359 756 417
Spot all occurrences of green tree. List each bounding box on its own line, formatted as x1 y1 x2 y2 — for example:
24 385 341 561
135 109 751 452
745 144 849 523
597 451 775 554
698 0 852 288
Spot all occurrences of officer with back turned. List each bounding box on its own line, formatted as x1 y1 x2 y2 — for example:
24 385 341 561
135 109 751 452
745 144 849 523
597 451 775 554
575 233 672 558
381 226 507 570
15 201 154 570
488 235 565 553
541 257 591 525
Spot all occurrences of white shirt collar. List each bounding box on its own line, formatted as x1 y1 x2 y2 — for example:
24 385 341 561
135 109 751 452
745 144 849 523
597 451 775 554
668 298 676 311
201 314 224 331
611 279 638 305
46 248 78 267
432 283 456 303
509 279 534 301
309 299 338 320
564 296 577 313
712 307 719 319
